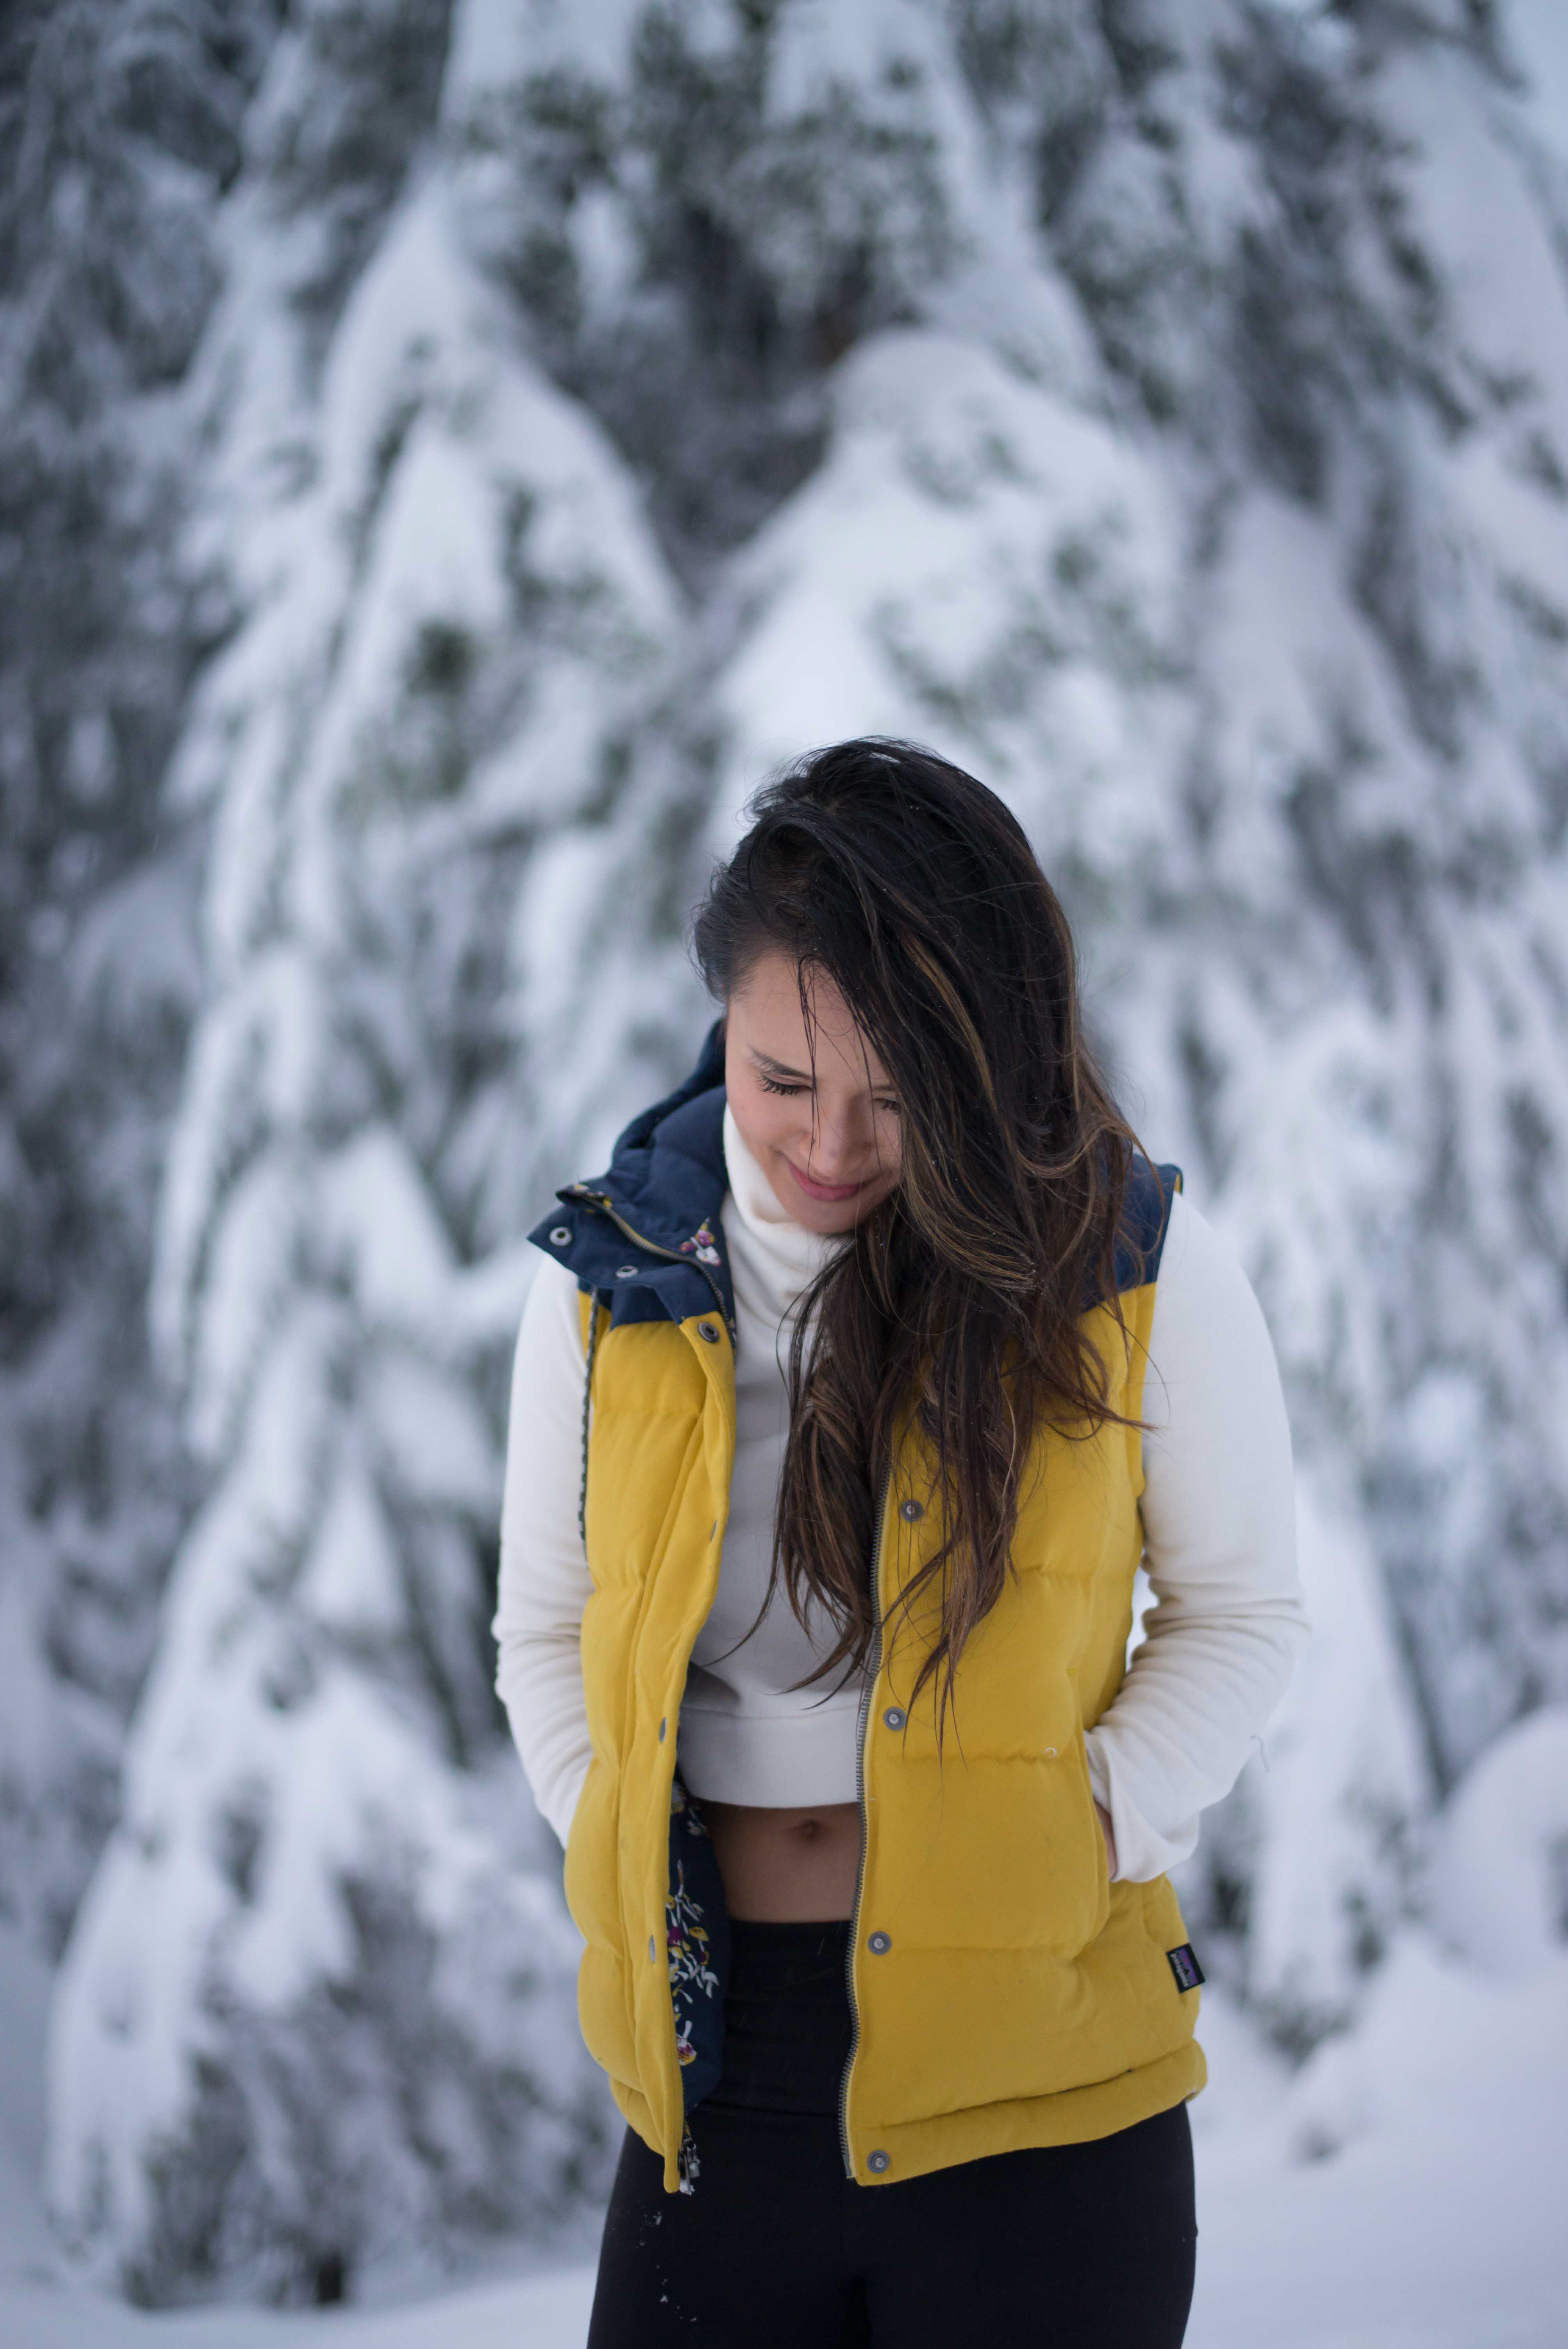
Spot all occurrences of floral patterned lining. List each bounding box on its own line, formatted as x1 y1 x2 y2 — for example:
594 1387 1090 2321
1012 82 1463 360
667 1777 729 2116
678 1221 722 1267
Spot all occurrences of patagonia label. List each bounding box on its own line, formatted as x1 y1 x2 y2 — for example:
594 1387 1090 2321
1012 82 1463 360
1166 1943 1205 1993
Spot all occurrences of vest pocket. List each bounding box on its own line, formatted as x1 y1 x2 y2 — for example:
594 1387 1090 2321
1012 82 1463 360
1050 1726 1112 1956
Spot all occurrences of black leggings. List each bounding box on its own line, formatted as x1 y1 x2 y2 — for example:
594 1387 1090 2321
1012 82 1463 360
588 1919 1197 2347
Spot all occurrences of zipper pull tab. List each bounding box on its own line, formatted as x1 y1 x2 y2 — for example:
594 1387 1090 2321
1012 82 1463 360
677 2125 701 2196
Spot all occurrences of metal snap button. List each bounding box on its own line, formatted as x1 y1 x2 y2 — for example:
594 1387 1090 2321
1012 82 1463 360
900 1499 923 1521
883 1707 906 1731
549 1225 571 1246
868 1930 891 1955
697 1320 720 1344
617 1264 638 1279
868 2150 891 2175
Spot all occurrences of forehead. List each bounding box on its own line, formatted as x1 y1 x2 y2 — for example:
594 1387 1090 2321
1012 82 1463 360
729 950 893 1088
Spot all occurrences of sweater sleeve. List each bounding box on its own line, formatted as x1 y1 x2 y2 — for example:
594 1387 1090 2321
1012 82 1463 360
490 1254 595 1847
1083 1188 1310 1883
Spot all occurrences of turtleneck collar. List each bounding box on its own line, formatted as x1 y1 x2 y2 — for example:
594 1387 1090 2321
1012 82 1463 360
722 1102 846 1307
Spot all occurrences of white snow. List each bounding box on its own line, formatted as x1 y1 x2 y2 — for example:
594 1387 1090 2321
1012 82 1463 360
1507 0 1568 149
708 325 1183 861
1427 1705 1568 1978
1242 1478 1431 2034
1191 1940 1568 2349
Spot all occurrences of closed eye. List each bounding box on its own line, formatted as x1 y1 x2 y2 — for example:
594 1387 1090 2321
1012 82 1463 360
758 1074 899 1116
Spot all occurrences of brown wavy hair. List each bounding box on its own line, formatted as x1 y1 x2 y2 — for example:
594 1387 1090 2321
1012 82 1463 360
692 738 1149 1725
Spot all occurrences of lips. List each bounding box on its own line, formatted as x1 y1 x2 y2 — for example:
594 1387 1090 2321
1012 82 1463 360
785 1160 868 1203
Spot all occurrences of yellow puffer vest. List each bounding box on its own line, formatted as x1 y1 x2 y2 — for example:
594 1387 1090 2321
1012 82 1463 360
530 1027 1206 2194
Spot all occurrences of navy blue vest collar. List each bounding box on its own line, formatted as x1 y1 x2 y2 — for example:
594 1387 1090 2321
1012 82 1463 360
527 1019 738 1337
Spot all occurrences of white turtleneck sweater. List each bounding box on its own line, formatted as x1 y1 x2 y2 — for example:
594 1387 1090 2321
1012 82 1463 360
493 1107 1308 1882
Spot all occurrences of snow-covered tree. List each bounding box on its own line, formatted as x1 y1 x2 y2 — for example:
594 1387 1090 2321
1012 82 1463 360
43 0 650 2307
36 0 1568 2303
0 0 286 1959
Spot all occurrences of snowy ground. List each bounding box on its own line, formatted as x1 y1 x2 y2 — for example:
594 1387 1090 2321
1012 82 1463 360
4 1922 1563 2348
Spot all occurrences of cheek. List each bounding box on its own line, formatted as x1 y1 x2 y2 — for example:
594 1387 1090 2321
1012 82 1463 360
729 1077 798 1158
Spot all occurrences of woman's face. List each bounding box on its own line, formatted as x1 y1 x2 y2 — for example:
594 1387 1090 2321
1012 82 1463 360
723 951 903 1234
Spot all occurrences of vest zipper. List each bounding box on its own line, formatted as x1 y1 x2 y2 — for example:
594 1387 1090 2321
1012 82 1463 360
562 1185 736 1344
839 1465 891 2183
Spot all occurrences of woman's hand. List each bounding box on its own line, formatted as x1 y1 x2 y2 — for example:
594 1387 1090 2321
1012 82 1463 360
1094 1800 1118 1882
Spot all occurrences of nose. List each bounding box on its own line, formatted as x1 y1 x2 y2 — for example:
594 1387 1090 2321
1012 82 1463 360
804 1093 881 1177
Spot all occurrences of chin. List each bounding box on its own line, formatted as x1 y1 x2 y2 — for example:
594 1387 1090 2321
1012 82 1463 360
803 1203 864 1234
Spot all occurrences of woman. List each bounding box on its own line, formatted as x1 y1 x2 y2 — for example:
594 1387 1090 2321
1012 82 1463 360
494 739 1307 2345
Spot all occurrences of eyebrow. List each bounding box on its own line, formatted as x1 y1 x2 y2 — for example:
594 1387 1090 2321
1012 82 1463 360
749 1048 813 1082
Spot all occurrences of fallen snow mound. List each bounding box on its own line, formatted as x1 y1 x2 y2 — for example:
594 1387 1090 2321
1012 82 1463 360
1427 1704 1568 1977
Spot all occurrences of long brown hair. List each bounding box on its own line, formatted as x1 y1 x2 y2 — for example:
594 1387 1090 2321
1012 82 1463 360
692 738 1148 1723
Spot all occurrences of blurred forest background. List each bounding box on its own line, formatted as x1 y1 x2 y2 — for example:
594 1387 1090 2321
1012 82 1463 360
3 0 1568 2316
